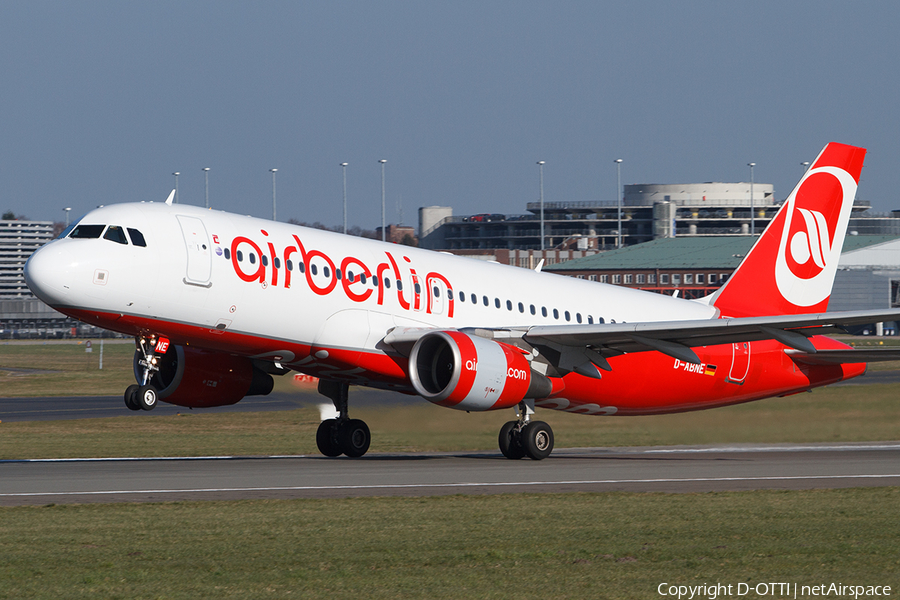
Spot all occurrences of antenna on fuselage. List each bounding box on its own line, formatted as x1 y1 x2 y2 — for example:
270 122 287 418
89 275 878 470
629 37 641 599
164 189 175 205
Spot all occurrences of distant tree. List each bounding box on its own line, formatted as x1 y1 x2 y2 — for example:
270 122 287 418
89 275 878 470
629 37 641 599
400 233 418 247
51 222 67 237
2 210 16 220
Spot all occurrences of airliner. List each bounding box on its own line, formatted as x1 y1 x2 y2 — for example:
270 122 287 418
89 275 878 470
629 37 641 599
25 142 900 459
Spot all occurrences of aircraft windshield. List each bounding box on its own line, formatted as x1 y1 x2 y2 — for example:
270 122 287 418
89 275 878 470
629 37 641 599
103 225 128 245
69 224 105 239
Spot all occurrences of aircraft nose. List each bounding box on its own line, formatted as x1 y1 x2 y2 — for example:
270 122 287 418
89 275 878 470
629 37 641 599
24 241 74 306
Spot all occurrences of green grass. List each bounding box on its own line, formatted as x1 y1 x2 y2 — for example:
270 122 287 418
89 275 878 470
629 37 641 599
2 383 899 460
1 489 898 599
0 341 135 397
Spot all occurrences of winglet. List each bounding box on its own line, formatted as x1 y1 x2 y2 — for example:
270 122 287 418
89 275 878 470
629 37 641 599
165 189 175 205
534 259 544 273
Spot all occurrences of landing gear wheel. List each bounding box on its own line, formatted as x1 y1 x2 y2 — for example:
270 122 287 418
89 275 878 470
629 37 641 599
316 419 343 457
124 384 141 411
498 420 526 459
521 421 554 460
137 384 158 411
338 419 371 458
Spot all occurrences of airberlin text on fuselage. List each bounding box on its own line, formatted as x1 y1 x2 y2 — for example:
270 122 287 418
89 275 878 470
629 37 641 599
229 230 455 317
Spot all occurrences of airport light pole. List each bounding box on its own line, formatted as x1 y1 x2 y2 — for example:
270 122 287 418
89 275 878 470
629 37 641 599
537 161 545 250
202 167 210 209
172 172 180 204
379 159 387 242
63 207 71 227
614 159 623 248
341 162 349 235
270 168 277 221
748 162 756 236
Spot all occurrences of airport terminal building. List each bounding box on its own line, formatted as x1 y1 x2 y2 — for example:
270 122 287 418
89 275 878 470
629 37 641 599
420 182 895 252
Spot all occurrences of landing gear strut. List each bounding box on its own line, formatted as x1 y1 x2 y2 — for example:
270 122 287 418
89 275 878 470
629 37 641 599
315 379 371 458
499 400 554 460
123 335 164 412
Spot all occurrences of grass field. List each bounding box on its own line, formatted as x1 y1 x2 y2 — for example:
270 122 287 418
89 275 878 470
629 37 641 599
2 382 899 459
1 489 898 599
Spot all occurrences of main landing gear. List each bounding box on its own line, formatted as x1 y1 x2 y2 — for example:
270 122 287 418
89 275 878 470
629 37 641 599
124 336 162 412
498 400 554 460
315 379 371 458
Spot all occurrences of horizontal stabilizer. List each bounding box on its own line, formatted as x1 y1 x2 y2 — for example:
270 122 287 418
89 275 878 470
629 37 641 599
786 348 900 366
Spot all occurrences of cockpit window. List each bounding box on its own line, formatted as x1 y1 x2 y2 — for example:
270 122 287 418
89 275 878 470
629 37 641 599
127 228 147 247
103 225 128 245
57 219 82 239
69 224 105 239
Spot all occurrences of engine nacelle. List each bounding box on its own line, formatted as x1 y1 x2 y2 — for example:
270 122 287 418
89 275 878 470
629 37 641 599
408 330 550 411
134 345 274 408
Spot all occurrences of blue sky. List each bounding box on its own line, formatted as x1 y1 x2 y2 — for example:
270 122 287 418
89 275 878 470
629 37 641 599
2 1 899 228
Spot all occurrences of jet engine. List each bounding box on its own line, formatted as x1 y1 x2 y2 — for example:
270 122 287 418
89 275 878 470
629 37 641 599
133 345 274 408
407 330 551 411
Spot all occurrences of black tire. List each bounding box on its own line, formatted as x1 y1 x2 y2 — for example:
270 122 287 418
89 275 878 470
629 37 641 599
137 384 158 411
521 421 554 460
124 384 141 411
498 420 525 459
316 419 343 457
338 419 371 458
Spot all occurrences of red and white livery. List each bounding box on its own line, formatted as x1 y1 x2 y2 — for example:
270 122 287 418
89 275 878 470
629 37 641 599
25 143 900 459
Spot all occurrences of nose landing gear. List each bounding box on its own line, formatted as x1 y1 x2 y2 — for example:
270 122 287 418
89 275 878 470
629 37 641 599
315 379 371 458
123 335 167 411
499 400 554 460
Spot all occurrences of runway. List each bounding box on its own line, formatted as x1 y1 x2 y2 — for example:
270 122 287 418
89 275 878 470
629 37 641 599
1 368 896 423
2 442 898 506
0 389 418 422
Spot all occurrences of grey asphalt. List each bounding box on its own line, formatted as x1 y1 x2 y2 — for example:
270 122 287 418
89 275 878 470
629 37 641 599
2 443 898 506
0 389 420 422
2 368 897 423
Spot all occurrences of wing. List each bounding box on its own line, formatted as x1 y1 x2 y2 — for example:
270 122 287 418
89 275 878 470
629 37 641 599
521 308 900 372
382 309 900 378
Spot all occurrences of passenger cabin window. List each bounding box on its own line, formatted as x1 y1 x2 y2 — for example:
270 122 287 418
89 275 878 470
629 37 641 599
70 224 105 239
127 228 146 247
103 226 128 245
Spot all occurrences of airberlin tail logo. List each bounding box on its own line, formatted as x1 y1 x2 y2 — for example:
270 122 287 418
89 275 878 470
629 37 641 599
774 165 858 307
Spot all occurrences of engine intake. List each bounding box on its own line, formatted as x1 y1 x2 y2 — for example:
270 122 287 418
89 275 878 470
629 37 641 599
134 345 274 408
408 331 550 411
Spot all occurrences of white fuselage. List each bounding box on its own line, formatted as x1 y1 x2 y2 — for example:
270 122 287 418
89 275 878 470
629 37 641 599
27 202 717 367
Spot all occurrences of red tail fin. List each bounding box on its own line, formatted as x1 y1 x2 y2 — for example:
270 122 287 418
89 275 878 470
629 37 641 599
712 143 866 318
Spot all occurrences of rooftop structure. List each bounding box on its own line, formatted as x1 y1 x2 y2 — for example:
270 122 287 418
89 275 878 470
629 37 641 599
419 180 882 251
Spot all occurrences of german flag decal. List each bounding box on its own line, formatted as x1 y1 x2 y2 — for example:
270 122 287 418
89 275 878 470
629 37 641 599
704 364 717 376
